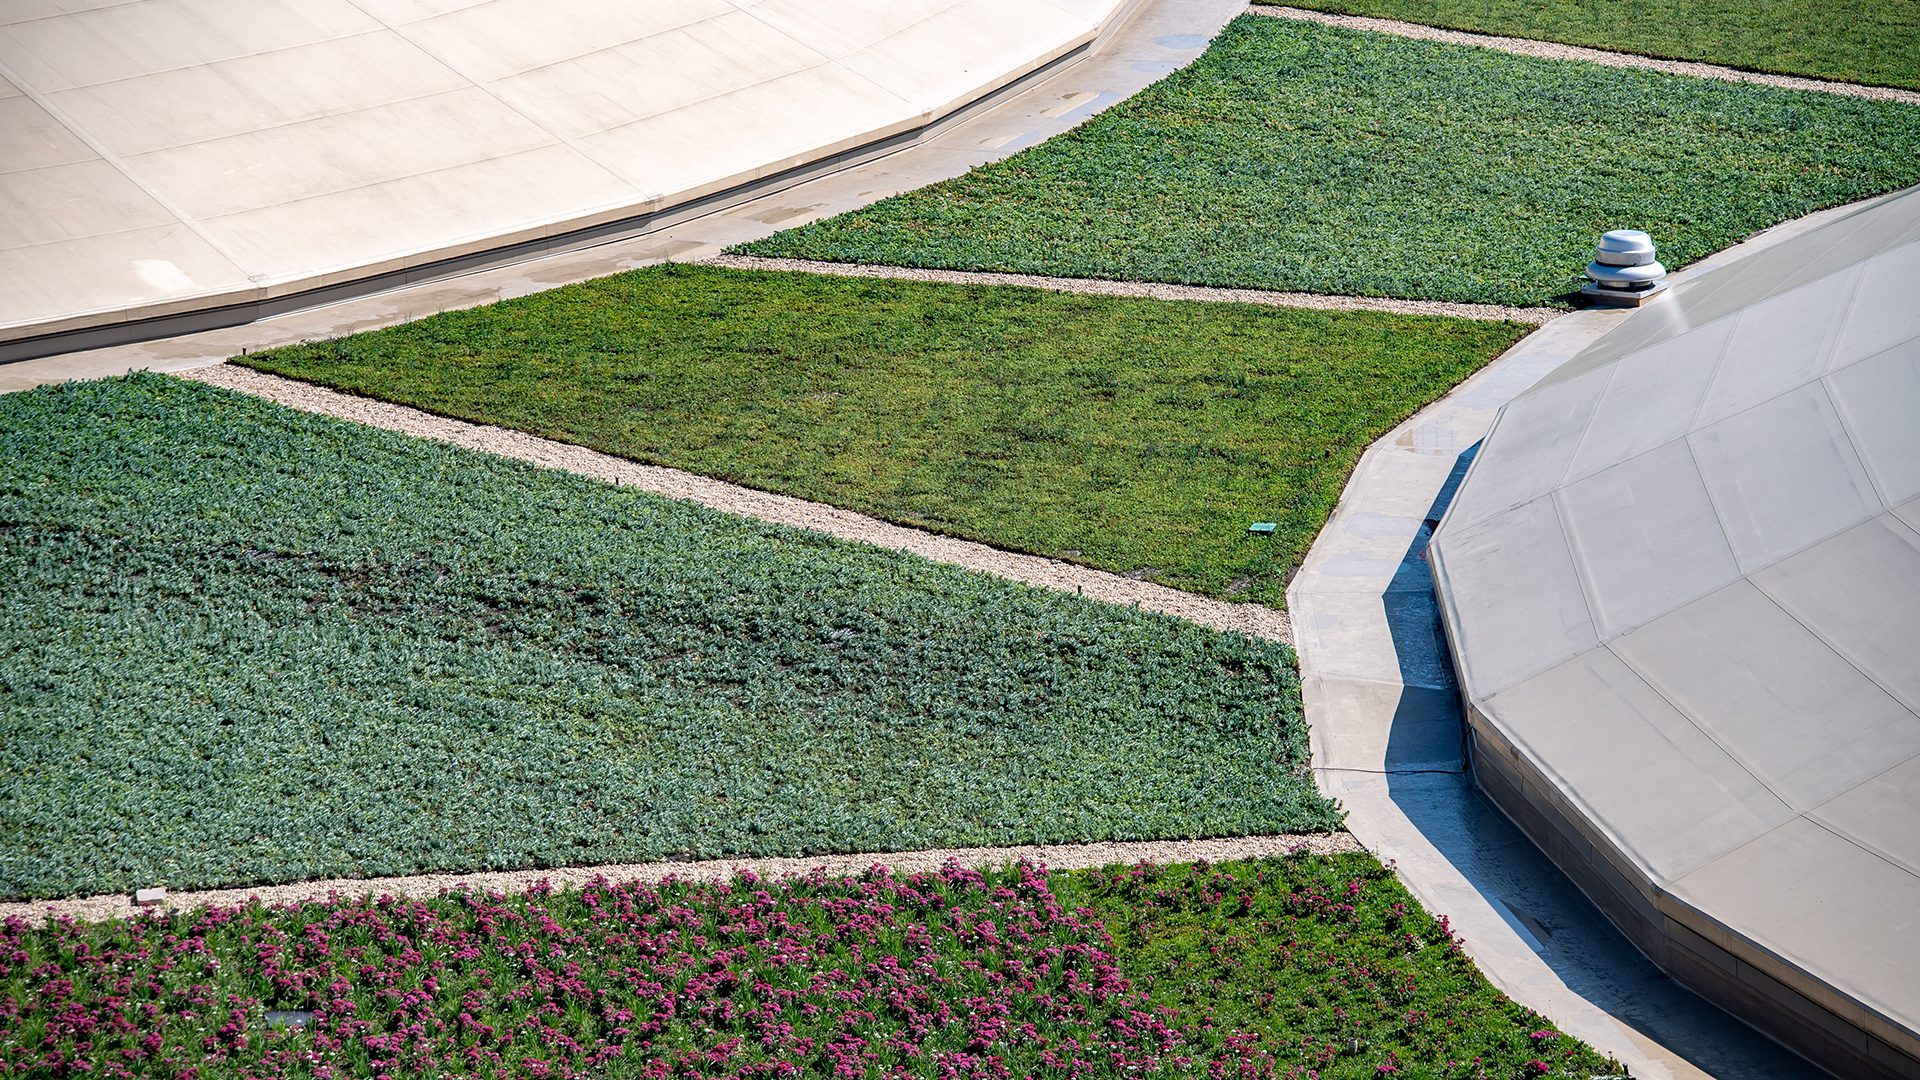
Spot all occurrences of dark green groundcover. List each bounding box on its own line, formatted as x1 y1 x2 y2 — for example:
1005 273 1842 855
0 375 1340 901
744 15 1920 307
1264 0 1920 92
238 264 1525 605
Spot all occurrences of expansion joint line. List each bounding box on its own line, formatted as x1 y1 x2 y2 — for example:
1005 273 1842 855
1245 6 1920 106
706 255 1558 325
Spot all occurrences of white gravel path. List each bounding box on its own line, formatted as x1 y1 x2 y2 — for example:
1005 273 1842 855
711 254 1556 324
0 833 1361 927
1249 5 1920 105
184 365 1294 644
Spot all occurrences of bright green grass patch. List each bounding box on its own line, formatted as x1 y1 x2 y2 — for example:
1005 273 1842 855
237 264 1525 605
1260 0 1920 92
742 16 1920 308
0 375 1341 901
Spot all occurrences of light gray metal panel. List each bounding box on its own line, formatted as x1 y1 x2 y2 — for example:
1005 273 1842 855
1690 382 1881 572
1812 754 1920 878
1541 190 1919 398
1615 580 1920 810
1897 496 1920 535
1830 240 1920 372
1756 515 1920 713
1670 817 1920 1037
1558 440 1740 638
1443 365 1611 530
1483 649 1793 883
1431 498 1598 696
1562 316 1730 484
1693 267 1858 428
1828 336 1920 507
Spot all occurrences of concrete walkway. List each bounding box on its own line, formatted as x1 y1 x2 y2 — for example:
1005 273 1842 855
1284 200 1880 1078
0 0 1248 391
1249 5 1920 105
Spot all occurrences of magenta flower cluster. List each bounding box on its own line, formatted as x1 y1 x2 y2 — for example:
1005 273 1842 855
0 862 1236 1080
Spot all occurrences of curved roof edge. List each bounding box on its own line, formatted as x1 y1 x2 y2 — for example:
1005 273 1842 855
1431 184 1920 1079
0 0 1141 359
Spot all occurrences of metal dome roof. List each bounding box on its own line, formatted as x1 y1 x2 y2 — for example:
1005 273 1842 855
1429 185 1920 1067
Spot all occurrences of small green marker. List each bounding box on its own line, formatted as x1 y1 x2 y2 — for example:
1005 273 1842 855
1248 522 1277 535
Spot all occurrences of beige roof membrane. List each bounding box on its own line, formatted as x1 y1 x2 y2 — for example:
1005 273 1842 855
0 0 1131 345
1431 185 1920 1066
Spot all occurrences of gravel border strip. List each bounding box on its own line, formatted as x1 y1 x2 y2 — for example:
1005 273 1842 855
1248 5 1920 104
0 833 1361 927
707 254 1557 325
183 365 1294 644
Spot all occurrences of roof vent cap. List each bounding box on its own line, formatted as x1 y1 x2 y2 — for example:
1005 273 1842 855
1582 229 1669 307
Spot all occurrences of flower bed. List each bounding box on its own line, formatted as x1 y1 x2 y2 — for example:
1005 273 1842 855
0 856 1621 1078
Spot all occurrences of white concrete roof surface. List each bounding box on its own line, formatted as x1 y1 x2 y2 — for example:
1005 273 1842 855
1430 185 1920 1052
0 0 1130 341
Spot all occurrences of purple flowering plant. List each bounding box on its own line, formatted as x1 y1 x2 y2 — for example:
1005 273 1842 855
0 857 1621 1079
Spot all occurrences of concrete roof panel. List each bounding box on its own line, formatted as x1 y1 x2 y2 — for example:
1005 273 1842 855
1689 382 1879 571
0 1 142 26
1754 515 1920 713
1615 580 1920 810
1432 498 1598 695
200 144 636 277
1829 240 1920 371
739 0 974 60
0 92 93 172
1829 336 1920 506
833 0 1094 114
488 11 832 140
346 0 491 23
1485 649 1793 882
1558 439 1741 638
1692 267 1858 427
1562 317 1729 485
124 87 565 220
1813 755 1920 878
1896 496 1920 535
1442 366 1609 530
0 223 251 331
0 0 380 91
1671 817 1920 1033
0 159 176 248
42 30 469 157
580 64 915 199
399 0 733 83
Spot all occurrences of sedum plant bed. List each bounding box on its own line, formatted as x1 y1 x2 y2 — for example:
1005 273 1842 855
0 855 1624 1078
1258 0 1920 92
236 263 1526 605
0 375 1340 901
741 15 1920 308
